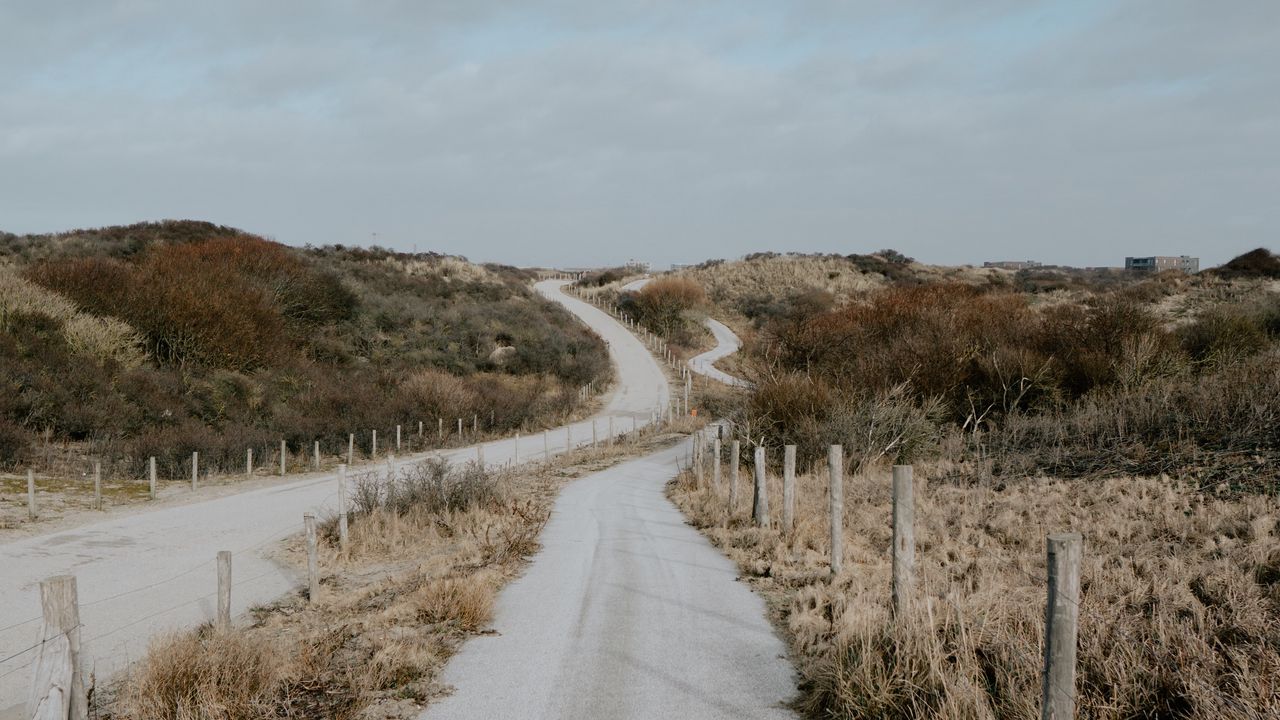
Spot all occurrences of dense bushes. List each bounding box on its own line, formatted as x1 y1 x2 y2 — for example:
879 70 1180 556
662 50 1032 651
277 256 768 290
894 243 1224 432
0 221 610 471
741 274 1280 481
622 276 706 343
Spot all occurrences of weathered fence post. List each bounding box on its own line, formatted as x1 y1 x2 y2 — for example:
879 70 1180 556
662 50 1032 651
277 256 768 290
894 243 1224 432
27 574 86 720
566 426 572 451
338 464 349 553
396 424 401 451
216 550 231 632
892 465 915 616
149 456 157 500
752 446 770 527
246 448 253 478
473 414 478 435
782 445 796 534
1042 532 1083 720
712 438 722 489
829 445 844 577
419 420 424 438
304 513 318 603
477 444 484 466
280 440 287 476
592 420 598 448
457 418 463 438
438 417 444 442
28 469 36 519
93 461 102 510
191 452 199 491
515 432 521 463
347 433 354 465
371 430 377 457
694 434 704 487
544 429 550 461
608 416 615 446
728 441 740 513
313 441 320 470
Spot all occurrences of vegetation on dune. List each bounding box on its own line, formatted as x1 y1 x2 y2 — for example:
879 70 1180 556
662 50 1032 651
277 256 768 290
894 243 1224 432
0 221 610 475
618 276 707 345
730 252 1280 484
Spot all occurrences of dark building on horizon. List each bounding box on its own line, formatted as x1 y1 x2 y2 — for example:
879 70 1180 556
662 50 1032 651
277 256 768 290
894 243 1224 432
1125 255 1199 273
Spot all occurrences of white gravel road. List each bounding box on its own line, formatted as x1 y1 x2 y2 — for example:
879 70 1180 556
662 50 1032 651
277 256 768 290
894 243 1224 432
420 437 797 720
0 280 667 714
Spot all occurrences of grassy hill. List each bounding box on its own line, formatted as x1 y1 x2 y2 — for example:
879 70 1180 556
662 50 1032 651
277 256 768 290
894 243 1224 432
0 221 608 477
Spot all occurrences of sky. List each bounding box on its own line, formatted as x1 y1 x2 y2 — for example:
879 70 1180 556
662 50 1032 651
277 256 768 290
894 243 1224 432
1 1 1276 269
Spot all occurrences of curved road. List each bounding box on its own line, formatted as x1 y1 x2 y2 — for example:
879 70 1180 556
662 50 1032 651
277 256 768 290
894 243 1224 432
620 276 751 388
0 280 667 714
420 437 796 720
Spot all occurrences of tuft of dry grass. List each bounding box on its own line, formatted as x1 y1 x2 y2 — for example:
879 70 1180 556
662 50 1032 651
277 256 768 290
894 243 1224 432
670 458 1280 719
118 630 284 720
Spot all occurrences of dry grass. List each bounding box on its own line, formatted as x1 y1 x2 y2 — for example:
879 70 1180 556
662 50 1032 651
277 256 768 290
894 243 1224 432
103 422 697 719
670 458 1280 719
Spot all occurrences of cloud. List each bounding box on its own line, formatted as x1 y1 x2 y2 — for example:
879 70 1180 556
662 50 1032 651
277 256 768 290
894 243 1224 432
0 0 1276 268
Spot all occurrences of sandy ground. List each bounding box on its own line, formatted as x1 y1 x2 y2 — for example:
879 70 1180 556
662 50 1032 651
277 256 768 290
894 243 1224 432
0 280 669 715
419 435 797 720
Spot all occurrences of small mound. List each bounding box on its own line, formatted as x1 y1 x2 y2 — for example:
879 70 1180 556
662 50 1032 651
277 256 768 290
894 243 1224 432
1211 248 1280 279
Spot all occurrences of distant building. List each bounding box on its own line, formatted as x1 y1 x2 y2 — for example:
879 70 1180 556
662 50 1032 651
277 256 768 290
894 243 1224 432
624 258 651 272
1125 256 1199 273
983 260 1042 270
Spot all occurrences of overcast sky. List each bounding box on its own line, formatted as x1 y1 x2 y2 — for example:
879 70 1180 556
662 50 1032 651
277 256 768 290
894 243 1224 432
1 1 1276 269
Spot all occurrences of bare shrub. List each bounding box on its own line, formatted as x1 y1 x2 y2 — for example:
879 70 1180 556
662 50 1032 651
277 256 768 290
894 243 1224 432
631 276 707 341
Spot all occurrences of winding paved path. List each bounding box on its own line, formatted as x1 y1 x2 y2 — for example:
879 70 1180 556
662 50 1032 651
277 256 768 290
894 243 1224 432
621 276 751 388
0 280 667 714
419 437 796 720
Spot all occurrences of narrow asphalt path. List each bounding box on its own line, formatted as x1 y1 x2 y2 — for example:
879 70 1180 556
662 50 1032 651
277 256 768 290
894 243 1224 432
619 276 751 388
688 317 752 388
419 438 797 720
0 280 667 714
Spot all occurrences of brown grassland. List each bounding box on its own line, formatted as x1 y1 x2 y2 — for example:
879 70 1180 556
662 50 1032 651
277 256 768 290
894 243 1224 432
670 451 1280 719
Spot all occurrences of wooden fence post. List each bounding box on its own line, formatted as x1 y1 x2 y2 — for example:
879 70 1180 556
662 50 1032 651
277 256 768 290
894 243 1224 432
608 416 614 446
149 456 157 500
338 464 349 554
829 445 844 577
515 432 520 463
28 574 86 720
782 445 796 534
752 446 769 527
191 452 199 491
419 420 424 438
371 430 377 457
347 433 354 465
280 440 287 476
477 444 484 466
712 438 722 489
246 448 253 478
304 513 318 603
694 434 704 488
457 418 463 438
93 461 101 510
592 421 598 448
314 441 321 469
28 469 36 519
892 465 915 616
566 426 572 451
438 418 444 442
728 441 740 514
473 414 478 435
1042 532 1083 720
544 429 550 461
216 550 231 632
396 424 401 451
